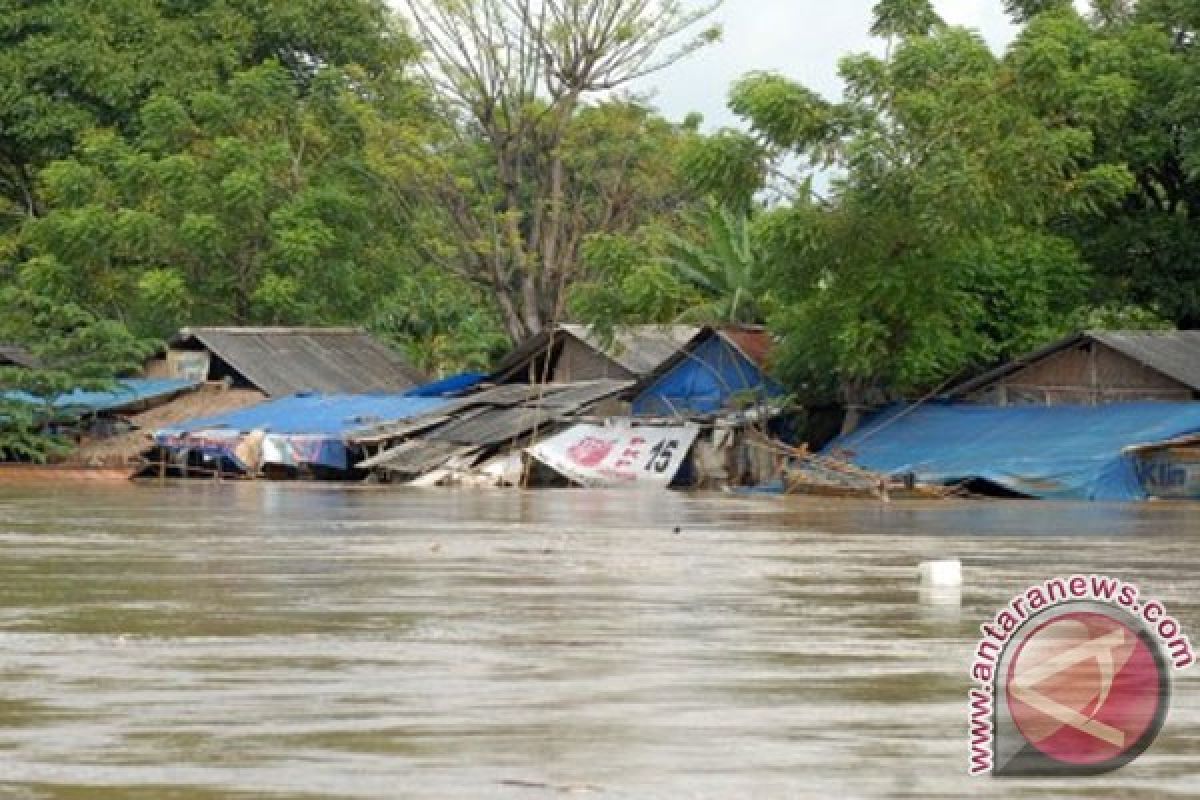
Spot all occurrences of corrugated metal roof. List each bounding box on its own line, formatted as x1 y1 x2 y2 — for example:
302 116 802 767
173 327 424 396
1091 331 1200 392
525 380 630 411
948 330 1200 398
358 439 476 473
461 384 545 407
419 381 625 445
718 328 773 367
561 324 700 376
429 406 560 446
352 379 630 459
489 325 698 383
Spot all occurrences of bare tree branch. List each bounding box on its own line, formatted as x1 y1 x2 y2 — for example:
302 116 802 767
399 0 721 341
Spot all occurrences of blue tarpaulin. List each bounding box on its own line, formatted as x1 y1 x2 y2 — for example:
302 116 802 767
158 393 448 437
827 402 1200 501
157 392 450 471
4 378 198 415
404 372 486 397
633 334 782 416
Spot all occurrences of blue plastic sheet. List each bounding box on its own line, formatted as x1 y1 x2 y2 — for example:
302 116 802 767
405 372 486 397
4 379 198 415
158 393 447 437
633 335 782 416
826 402 1200 501
157 393 450 471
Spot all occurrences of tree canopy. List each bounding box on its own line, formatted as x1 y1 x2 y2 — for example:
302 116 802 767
5 0 1200 456
645 0 1197 411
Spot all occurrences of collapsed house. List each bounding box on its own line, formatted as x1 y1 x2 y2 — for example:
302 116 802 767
352 326 789 490
353 380 634 486
143 392 457 479
828 402 1200 501
136 323 789 490
2 378 203 465
825 330 1200 501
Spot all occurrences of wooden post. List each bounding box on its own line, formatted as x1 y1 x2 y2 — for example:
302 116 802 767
1089 342 1098 406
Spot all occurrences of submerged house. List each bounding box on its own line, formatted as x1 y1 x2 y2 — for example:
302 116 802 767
478 325 787 490
144 324 788 490
2 378 203 466
827 330 1200 501
352 380 633 485
147 327 425 396
131 327 431 477
947 330 1200 405
632 326 780 416
148 391 455 479
829 402 1200 501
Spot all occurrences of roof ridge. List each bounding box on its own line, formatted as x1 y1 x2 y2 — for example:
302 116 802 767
180 326 367 335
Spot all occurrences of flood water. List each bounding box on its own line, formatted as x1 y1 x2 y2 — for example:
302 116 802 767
1 485 1199 798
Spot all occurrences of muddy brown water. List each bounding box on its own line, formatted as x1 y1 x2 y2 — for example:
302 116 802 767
1 485 1198 798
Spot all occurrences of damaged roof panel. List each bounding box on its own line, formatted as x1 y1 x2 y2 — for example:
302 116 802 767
429 406 560 446
358 439 475 473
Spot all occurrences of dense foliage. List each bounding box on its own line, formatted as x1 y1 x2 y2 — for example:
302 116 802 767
0 288 153 460
4 0 1200 456
603 0 1200 409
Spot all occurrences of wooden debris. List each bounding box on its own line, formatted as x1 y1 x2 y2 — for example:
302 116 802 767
750 433 957 500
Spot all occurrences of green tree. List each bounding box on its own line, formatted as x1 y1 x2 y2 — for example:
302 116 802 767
398 0 721 342
0 288 153 462
1035 1 1200 327
686 2 1134 409
368 266 510 376
19 59 426 333
660 202 773 325
567 227 702 331
0 2 454 354
0 0 406 240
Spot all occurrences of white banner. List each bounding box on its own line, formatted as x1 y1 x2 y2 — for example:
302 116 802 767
527 423 700 488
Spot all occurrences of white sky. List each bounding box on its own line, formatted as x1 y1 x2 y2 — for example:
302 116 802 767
631 0 1021 130
393 2 1095 130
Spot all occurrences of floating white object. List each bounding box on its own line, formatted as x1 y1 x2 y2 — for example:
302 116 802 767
919 559 963 588
919 587 963 617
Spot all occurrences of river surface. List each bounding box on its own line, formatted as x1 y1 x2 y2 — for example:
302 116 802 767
1 485 1198 798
